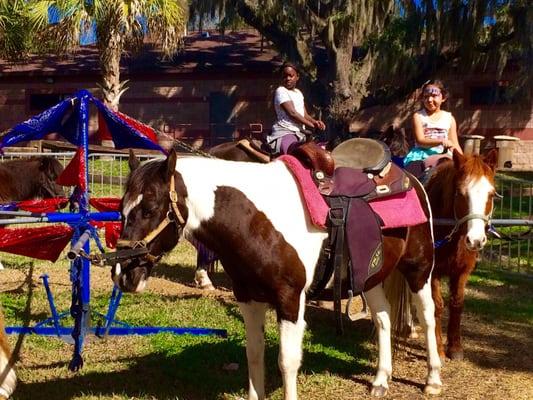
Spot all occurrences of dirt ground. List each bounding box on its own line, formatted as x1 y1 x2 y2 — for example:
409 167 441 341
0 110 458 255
1 264 532 400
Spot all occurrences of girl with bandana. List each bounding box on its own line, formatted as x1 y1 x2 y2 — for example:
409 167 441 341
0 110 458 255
403 80 463 166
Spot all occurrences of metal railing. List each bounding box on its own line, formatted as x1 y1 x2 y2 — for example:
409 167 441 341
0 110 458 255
2 152 532 273
480 173 533 274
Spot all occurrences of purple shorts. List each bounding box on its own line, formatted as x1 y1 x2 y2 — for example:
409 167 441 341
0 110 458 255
280 134 301 154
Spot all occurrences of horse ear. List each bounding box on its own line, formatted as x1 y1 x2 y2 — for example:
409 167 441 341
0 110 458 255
453 149 466 169
483 148 498 171
166 149 177 180
128 149 140 171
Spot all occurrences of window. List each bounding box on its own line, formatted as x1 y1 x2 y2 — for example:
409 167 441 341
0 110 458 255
29 93 70 113
469 81 524 106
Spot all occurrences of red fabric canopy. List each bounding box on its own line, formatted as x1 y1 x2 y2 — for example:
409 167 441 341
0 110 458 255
0 225 73 262
91 221 122 249
17 198 68 213
89 197 121 212
56 148 87 190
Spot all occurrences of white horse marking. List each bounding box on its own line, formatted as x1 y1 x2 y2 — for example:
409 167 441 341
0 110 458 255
239 301 268 400
466 176 494 249
122 194 143 226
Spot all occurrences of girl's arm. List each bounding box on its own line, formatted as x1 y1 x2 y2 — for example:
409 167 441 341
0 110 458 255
413 113 450 148
412 112 445 148
304 105 326 130
444 116 463 154
280 101 316 130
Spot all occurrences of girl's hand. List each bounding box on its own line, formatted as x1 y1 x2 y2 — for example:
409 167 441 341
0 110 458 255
314 120 326 130
442 139 457 151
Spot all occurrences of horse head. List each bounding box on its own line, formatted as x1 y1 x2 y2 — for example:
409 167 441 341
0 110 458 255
112 149 185 292
451 148 498 251
37 156 65 198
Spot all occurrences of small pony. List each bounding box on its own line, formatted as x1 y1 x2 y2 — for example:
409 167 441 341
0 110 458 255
379 126 499 360
110 149 443 399
426 149 498 359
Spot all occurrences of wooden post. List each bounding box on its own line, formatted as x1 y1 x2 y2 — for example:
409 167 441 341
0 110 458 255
493 135 520 169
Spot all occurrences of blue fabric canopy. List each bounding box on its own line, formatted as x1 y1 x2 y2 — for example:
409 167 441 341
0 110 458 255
0 90 164 153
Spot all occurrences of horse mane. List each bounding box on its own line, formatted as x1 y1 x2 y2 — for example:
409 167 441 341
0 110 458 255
125 158 166 196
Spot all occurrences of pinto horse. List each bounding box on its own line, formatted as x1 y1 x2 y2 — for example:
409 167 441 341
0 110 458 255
425 149 498 359
111 149 442 399
0 155 64 399
379 128 499 359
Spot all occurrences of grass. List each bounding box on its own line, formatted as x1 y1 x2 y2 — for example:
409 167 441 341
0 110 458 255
1 243 532 399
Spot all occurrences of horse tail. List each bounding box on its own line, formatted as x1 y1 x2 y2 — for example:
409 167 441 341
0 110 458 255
383 267 411 351
0 311 16 399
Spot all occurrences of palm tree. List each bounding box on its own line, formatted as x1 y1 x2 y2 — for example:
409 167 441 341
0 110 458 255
28 0 187 110
0 0 32 60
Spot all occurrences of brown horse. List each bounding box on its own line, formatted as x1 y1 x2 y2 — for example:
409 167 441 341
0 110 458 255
0 156 64 202
110 149 442 399
426 149 498 360
379 128 499 360
0 155 65 399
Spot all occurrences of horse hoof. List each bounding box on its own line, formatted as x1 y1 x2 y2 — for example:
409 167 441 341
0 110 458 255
370 385 388 397
200 283 215 290
408 330 419 339
447 349 464 361
424 383 442 395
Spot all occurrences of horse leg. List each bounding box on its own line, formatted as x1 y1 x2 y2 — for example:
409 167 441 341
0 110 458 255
0 312 16 399
401 293 419 339
238 301 268 400
365 284 392 397
431 275 446 359
277 293 306 400
411 280 443 395
446 272 470 360
193 267 215 290
194 245 215 290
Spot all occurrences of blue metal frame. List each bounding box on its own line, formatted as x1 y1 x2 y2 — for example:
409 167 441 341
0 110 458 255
4 90 227 371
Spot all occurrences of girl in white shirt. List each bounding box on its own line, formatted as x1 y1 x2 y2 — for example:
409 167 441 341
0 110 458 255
267 62 326 155
404 80 463 166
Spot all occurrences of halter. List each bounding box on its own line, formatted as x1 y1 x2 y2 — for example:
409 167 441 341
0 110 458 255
436 189 493 247
95 174 185 266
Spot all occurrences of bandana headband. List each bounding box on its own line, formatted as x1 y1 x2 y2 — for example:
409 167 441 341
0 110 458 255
423 87 442 96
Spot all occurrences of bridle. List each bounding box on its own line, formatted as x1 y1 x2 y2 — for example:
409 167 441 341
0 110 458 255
438 187 495 246
95 174 185 266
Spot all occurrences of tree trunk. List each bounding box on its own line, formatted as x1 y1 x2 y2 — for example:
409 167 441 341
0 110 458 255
99 31 123 112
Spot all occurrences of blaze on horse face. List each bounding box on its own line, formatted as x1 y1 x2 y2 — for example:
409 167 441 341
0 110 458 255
453 149 498 251
112 150 185 292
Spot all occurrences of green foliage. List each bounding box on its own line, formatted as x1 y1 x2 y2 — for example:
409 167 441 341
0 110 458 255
0 0 33 59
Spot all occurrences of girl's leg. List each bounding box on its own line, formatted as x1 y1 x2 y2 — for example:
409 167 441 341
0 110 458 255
280 134 301 155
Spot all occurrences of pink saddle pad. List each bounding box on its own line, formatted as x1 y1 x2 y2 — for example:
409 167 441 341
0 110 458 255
369 189 427 229
279 155 329 229
279 155 427 230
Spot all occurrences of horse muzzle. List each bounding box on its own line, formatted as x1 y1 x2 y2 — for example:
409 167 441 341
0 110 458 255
111 259 151 293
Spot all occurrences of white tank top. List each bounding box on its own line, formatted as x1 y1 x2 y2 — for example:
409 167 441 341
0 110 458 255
416 109 452 153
